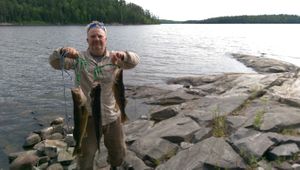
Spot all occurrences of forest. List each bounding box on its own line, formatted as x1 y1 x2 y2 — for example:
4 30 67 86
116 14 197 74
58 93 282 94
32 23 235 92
183 14 300 24
0 0 159 24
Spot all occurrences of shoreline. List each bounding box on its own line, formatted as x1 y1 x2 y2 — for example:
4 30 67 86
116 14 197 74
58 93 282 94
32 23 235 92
7 53 300 169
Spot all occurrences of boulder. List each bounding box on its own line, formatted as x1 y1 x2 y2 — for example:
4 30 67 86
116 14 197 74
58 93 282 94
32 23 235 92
124 150 151 170
57 149 75 165
231 53 298 74
47 163 64 170
156 137 246 170
124 119 154 144
146 88 197 105
10 154 39 170
191 127 211 143
8 150 37 163
269 143 299 159
150 105 180 122
50 117 64 126
129 137 178 167
23 133 41 148
229 128 275 160
181 94 249 123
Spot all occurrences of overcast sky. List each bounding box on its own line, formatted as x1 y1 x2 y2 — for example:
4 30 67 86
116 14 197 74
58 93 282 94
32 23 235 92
126 0 300 21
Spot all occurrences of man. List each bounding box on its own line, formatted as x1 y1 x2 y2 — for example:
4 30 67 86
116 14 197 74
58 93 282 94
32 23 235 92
49 21 139 170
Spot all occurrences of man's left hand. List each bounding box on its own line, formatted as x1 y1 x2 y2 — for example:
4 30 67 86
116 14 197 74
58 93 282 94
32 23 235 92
111 51 126 64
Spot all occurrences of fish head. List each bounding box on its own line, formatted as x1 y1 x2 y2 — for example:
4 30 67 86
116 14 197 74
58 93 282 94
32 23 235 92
71 87 87 106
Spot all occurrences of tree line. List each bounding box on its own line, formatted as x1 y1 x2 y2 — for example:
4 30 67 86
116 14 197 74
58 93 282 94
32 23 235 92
183 14 300 24
0 0 159 24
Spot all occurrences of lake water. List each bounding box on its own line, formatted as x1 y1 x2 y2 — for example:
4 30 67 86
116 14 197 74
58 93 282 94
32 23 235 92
1 24 300 167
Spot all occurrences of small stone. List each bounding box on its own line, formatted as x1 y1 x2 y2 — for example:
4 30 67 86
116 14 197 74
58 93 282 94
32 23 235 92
50 117 64 126
47 163 64 170
180 142 193 150
37 162 48 169
44 146 58 158
64 134 76 147
8 150 37 163
23 133 41 148
140 115 148 120
48 133 64 140
57 150 75 165
39 127 54 139
10 154 39 170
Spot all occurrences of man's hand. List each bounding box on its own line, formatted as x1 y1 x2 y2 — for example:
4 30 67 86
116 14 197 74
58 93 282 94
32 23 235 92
111 51 126 64
61 47 79 59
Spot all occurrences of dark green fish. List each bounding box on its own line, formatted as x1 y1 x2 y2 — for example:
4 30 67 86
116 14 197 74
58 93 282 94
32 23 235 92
71 87 89 156
113 69 128 123
90 85 102 149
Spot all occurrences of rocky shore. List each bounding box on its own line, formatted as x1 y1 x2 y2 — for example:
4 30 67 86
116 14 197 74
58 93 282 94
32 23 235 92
9 53 300 169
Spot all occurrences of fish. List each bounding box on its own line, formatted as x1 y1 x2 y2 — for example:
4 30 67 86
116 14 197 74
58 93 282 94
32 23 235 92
71 87 89 156
90 85 102 149
113 69 128 123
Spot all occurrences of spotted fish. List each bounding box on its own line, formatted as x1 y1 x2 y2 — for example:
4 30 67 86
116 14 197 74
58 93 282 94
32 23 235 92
113 69 128 123
71 87 89 156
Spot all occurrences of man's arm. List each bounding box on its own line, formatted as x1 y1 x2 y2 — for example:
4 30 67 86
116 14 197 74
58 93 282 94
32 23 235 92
111 51 140 69
49 47 79 70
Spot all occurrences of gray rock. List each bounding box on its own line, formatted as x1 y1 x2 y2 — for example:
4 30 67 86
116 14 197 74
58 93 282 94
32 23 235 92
126 85 172 99
191 127 211 143
37 162 49 169
33 139 67 156
273 161 293 170
292 163 300 169
181 94 249 123
47 163 64 170
124 119 154 144
156 137 246 170
48 133 64 140
167 74 225 86
10 154 39 170
50 117 64 126
129 137 178 167
57 150 75 165
180 142 193 150
260 106 300 131
152 117 200 143
44 146 58 158
226 115 248 132
150 106 180 122
8 150 37 163
64 134 76 147
124 150 151 170
38 127 54 139
23 133 41 148
229 128 275 160
146 89 197 105
269 143 299 159
94 142 108 169
231 53 298 74
38 125 65 140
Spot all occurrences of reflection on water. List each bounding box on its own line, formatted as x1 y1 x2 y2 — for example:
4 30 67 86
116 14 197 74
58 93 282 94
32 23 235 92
0 24 300 168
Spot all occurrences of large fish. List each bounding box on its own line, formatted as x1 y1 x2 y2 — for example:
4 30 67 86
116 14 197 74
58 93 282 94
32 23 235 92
113 69 128 123
71 87 89 156
90 85 102 149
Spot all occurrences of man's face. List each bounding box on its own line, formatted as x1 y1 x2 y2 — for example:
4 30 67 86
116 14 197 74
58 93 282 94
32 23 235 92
87 28 107 54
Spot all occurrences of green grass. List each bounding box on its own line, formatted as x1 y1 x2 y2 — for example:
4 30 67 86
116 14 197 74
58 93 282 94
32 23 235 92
212 107 227 137
253 109 265 129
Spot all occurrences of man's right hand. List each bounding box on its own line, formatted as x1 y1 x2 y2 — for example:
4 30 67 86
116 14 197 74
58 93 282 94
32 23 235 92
61 47 79 59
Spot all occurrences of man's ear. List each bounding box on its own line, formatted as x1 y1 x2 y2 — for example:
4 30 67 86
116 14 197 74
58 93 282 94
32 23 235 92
86 38 88 42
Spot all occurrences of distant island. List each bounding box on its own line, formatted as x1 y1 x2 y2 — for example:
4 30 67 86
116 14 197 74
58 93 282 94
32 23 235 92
161 14 300 24
0 0 159 25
